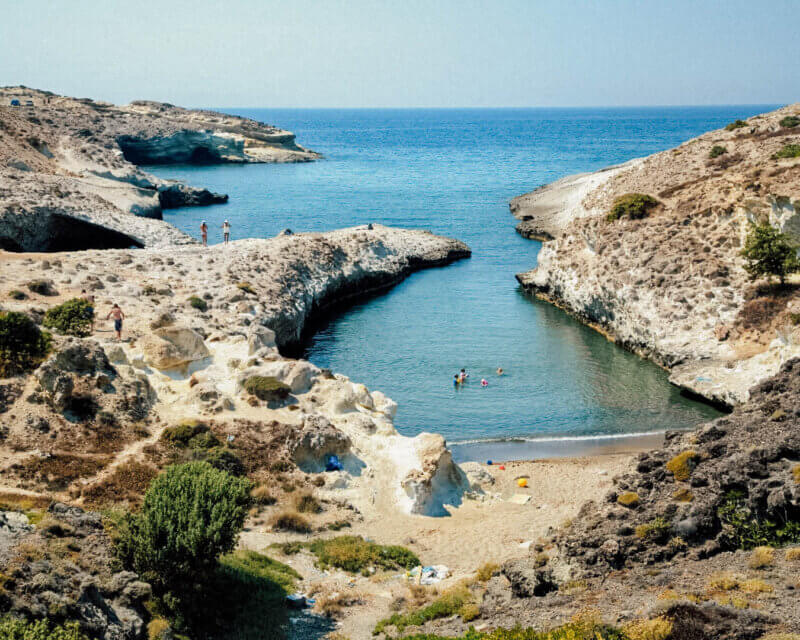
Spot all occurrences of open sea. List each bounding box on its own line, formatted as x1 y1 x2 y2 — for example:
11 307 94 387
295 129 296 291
145 106 776 462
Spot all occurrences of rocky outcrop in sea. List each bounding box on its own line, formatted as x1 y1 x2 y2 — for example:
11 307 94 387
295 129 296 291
0 87 319 252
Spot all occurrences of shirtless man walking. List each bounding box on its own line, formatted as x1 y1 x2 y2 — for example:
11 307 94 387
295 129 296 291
106 304 126 341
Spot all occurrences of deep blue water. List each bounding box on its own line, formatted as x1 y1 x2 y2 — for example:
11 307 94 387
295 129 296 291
146 106 775 461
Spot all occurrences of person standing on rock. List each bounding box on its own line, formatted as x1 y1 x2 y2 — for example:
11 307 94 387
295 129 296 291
200 221 208 246
106 304 125 341
222 219 231 245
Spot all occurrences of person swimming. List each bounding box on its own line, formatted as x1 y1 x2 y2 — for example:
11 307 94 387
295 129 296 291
459 368 468 382
496 367 504 375
481 378 489 387
453 374 461 387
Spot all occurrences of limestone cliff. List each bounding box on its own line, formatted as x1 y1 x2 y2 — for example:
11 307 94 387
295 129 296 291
513 103 800 407
0 87 319 251
0 225 471 519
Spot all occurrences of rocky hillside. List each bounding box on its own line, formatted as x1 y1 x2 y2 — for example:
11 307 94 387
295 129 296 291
0 87 319 251
513 103 800 408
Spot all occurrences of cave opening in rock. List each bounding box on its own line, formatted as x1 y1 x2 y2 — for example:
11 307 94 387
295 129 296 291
43 214 144 252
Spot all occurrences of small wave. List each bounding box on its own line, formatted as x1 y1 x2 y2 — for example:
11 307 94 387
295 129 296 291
449 430 672 446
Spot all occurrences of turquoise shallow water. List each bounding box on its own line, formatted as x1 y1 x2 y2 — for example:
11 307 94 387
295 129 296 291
146 106 774 461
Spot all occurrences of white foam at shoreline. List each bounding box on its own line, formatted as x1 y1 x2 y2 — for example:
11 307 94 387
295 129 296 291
448 429 673 446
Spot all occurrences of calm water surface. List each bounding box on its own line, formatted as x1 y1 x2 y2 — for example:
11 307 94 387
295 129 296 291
147 106 775 461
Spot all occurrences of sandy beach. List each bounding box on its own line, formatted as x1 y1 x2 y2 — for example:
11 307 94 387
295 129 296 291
240 451 638 638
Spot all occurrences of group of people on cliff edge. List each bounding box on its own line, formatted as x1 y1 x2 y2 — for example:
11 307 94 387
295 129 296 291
200 220 231 246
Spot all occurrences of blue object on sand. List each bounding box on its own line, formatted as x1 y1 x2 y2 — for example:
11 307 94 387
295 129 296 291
325 454 343 472
487 459 493 466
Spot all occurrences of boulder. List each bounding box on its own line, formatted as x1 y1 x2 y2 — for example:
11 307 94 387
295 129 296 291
290 415 352 470
401 433 470 516
501 558 557 598
140 326 209 369
149 308 176 330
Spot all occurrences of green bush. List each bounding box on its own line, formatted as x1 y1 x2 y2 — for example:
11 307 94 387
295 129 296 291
741 223 800 284
188 296 208 312
375 585 474 634
779 115 800 128
725 119 748 131
0 311 52 377
635 517 672 543
26 279 56 296
204 447 245 476
43 298 93 336
0 617 89 640
116 461 251 590
308 535 419 573
717 490 800 550
774 144 800 159
8 290 27 300
709 145 727 158
161 420 209 446
243 375 290 401
606 193 659 222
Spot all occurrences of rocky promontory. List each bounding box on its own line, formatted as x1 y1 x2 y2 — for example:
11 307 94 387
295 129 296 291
0 87 319 252
513 103 800 408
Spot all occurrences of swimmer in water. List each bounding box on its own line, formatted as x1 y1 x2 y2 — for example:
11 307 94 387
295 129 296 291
459 368 468 382
496 367 504 376
453 374 461 387
481 378 488 387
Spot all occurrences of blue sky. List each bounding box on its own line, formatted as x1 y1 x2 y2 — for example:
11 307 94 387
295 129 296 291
2 0 798 108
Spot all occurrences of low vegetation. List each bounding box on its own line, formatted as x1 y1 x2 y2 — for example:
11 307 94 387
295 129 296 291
307 535 419 573
708 145 727 158
26 279 57 296
774 144 800 159
725 119 748 131
606 193 659 222
0 616 89 640
374 583 475 634
665 450 699 481
271 510 312 533
387 613 627 639
237 282 256 294
779 115 800 128
161 421 245 476
475 562 499 582
635 517 672 542
717 490 800 550
188 295 208 311
243 375 291 401
43 298 92 336
616 491 640 507
748 546 775 569
671 487 694 502
295 492 323 513
0 311 52 377
7 289 26 300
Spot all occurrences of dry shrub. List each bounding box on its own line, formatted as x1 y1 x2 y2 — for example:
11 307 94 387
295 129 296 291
617 492 640 507
295 492 322 514
0 490 52 511
672 487 694 502
622 617 672 640
737 296 786 329
82 460 158 507
17 453 111 491
475 562 499 582
271 510 311 533
748 546 775 569
666 451 699 481
317 590 367 618
785 547 800 561
251 485 277 505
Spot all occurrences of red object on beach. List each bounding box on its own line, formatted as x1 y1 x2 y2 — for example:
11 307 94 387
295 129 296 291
499 465 505 470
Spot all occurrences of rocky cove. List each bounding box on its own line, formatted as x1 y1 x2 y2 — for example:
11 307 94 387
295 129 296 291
1 95 799 640
513 103 800 410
